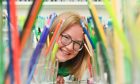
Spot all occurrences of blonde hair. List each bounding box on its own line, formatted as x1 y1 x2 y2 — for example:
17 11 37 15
50 12 89 80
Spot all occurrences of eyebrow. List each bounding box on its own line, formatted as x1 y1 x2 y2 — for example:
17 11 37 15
62 33 83 42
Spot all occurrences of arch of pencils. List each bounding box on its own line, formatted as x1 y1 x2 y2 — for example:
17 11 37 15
0 0 140 84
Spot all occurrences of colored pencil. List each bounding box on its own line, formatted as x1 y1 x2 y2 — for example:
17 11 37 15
0 0 5 83
27 13 57 83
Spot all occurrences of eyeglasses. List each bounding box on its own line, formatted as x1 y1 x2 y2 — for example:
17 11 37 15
60 33 84 51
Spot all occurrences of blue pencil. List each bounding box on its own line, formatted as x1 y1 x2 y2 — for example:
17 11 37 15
5 0 14 84
80 20 95 49
27 13 57 83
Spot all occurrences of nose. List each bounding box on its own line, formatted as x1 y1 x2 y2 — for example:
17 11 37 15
65 42 74 51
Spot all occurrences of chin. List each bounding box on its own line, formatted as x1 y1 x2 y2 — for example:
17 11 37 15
56 53 67 62
56 49 69 62
56 56 68 62
58 59 67 62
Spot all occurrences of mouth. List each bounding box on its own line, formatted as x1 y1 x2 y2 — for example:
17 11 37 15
60 48 70 55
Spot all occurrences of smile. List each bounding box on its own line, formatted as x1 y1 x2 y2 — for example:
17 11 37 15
60 48 70 55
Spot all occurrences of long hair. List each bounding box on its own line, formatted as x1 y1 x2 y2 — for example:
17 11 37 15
49 12 89 80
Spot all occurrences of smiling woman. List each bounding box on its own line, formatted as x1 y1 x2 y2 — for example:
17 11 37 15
56 24 84 62
49 12 90 83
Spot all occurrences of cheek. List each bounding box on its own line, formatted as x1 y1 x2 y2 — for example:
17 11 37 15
57 39 63 48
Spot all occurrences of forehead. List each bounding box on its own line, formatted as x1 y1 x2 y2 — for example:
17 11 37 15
62 24 84 41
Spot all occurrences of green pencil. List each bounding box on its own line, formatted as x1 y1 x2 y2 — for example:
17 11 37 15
0 0 4 84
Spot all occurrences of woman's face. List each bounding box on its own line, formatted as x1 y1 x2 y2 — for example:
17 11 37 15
56 24 84 62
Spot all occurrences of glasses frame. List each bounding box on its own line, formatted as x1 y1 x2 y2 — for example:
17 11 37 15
60 33 84 52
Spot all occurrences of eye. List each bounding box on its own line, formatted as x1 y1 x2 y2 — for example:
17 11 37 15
63 35 69 39
61 34 71 45
74 41 83 45
61 34 70 40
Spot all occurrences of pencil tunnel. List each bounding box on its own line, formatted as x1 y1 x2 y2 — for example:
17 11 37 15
0 0 140 84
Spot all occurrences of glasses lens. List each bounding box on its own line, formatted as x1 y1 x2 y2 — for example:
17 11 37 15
74 42 80 51
73 42 83 51
61 34 71 45
61 34 83 51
